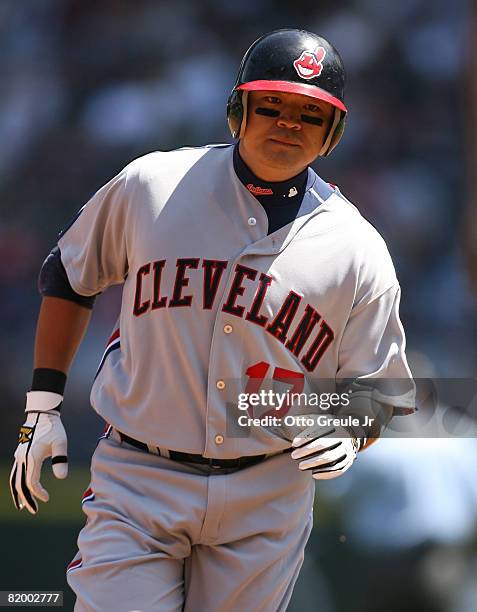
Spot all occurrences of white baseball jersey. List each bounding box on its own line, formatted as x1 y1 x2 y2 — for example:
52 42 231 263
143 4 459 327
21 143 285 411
58 143 413 457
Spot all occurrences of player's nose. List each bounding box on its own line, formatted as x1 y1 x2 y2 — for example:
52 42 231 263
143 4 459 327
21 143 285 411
276 107 302 130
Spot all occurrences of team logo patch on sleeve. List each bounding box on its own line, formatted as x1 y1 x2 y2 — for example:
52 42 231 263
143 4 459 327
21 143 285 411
293 47 326 80
18 426 34 444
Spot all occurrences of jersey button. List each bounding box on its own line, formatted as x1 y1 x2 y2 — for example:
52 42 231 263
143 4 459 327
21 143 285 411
215 434 224 445
216 380 226 390
223 324 233 334
248 217 257 226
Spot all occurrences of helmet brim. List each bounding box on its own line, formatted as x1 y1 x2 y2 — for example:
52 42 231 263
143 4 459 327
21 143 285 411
237 80 347 113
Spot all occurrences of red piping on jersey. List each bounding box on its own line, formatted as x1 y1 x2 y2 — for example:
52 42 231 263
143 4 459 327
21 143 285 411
82 487 93 501
67 557 83 572
106 329 120 346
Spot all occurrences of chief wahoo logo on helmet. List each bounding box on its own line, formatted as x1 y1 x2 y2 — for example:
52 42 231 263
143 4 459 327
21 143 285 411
293 47 326 80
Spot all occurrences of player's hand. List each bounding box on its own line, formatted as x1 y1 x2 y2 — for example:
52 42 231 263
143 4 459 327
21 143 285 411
291 419 359 480
10 392 68 514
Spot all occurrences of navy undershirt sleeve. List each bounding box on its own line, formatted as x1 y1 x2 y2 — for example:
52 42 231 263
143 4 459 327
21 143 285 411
38 246 98 309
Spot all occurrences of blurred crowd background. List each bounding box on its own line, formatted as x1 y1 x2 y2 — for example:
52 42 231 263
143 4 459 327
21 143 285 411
1 1 476 611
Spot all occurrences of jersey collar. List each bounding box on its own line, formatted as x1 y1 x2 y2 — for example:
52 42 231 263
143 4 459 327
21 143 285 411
233 144 308 205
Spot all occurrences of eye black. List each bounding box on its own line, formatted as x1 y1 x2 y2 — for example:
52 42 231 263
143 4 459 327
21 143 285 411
301 115 323 126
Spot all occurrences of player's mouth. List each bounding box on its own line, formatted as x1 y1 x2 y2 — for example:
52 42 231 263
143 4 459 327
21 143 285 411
268 138 301 147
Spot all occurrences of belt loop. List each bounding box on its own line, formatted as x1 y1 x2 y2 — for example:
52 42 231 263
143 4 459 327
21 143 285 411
158 447 170 458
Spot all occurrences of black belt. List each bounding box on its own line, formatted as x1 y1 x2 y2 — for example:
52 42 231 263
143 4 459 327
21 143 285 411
117 431 267 469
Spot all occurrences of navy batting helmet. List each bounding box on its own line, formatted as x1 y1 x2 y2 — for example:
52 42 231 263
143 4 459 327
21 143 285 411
227 29 347 156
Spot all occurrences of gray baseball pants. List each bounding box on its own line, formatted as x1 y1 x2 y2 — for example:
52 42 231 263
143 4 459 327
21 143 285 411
67 433 315 611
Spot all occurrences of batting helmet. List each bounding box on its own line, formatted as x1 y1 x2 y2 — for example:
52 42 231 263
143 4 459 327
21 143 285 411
227 29 347 156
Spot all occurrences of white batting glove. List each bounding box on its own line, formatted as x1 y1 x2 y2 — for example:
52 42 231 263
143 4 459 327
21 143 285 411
9 391 68 514
291 418 360 480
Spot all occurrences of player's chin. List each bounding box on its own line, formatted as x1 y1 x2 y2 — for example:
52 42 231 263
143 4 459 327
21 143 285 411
262 141 305 166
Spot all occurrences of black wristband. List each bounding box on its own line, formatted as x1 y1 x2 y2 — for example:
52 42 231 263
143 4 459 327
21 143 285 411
31 368 67 395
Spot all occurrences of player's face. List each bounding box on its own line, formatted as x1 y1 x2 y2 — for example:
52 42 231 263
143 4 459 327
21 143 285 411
239 90 334 182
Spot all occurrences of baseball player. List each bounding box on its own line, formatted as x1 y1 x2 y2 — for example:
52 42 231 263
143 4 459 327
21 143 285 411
10 29 414 611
